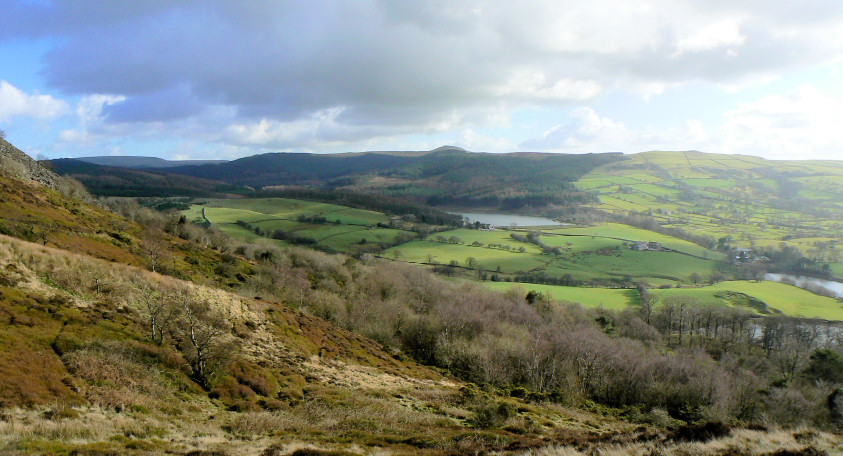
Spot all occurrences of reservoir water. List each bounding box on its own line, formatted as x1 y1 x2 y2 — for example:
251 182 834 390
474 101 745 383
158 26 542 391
764 273 843 299
453 212 563 227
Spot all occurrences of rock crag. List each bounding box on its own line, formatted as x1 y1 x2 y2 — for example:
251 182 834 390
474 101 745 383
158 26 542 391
0 138 60 189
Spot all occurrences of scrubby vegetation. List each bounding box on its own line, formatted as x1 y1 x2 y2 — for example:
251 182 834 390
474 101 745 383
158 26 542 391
61 176 843 432
2 154 843 455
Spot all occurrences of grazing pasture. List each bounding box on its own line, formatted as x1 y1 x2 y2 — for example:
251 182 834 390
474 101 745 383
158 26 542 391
184 198 416 254
651 281 843 320
386 223 722 285
483 281 636 310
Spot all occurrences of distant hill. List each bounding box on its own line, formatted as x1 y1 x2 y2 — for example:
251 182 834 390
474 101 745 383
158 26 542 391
49 147 623 210
162 147 624 210
73 155 228 168
167 151 418 186
47 158 248 197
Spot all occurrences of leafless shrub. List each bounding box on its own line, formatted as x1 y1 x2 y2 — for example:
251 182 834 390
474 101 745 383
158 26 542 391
62 341 175 410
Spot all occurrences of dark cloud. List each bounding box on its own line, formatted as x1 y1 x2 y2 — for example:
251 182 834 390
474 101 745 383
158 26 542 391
102 83 204 122
4 0 843 148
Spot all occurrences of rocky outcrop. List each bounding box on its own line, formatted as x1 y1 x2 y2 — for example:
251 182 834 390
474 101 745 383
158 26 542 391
0 138 60 189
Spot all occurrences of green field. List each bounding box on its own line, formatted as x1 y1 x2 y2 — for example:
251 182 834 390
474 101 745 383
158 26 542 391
539 223 722 259
387 223 723 285
481 279 843 320
183 191 843 322
184 198 417 254
390 228 546 273
482 282 636 310
651 281 843 320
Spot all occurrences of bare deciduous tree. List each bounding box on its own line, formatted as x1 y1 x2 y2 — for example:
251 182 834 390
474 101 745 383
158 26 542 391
135 284 175 345
175 294 232 387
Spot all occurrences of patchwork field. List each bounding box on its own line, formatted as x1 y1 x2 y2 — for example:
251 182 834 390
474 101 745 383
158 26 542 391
651 281 843 321
184 198 417 254
484 280 843 320
576 151 843 276
183 190 843 321
387 223 723 285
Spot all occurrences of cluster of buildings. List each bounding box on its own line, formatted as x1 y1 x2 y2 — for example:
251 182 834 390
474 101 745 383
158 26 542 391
630 241 664 251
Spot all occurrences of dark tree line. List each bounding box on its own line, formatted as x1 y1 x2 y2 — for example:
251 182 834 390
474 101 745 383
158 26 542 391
256 188 463 226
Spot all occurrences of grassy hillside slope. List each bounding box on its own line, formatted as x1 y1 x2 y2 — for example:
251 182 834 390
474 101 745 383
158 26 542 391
577 151 843 269
651 280 843 320
387 224 723 286
48 158 247 197
0 170 250 286
187 198 422 255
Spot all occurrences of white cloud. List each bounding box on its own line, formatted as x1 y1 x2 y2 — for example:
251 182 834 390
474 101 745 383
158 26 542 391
720 84 843 159
9 1 843 130
224 107 353 149
674 18 746 55
522 107 711 153
0 80 67 121
492 70 602 102
55 94 126 145
455 128 516 152
522 85 843 160
5 2 843 158
522 108 633 151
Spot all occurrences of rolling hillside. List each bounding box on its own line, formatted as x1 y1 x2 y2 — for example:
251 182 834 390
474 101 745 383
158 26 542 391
47 158 248 197
73 156 227 168
185 197 423 255
2 141 842 455
62 147 623 211
0 144 636 455
577 151 843 260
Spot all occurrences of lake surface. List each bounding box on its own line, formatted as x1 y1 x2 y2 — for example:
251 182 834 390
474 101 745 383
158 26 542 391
764 273 843 299
453 212 563 227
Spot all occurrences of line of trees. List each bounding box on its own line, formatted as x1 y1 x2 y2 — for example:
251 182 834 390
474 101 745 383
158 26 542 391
256 187 463 226
235 220 317 246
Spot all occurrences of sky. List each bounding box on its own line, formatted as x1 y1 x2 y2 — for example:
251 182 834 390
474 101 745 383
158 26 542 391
2 1 843 161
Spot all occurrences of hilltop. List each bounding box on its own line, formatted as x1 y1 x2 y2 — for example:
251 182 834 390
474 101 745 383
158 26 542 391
50 147 622 211
73 155 228 169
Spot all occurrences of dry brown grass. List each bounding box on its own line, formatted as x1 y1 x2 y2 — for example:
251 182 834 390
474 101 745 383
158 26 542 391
513 427 843 456
62 342 176 410
0 406 145 443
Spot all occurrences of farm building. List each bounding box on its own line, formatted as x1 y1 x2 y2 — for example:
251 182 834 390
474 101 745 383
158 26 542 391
734 248 754 264
630 241 664 251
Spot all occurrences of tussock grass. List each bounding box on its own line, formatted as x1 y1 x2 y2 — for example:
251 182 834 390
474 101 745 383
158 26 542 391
514 427 843 456
62 341 177 410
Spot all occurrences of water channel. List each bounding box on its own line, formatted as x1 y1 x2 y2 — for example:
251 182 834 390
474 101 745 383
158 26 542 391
764 273 843 299
453 212 563 227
